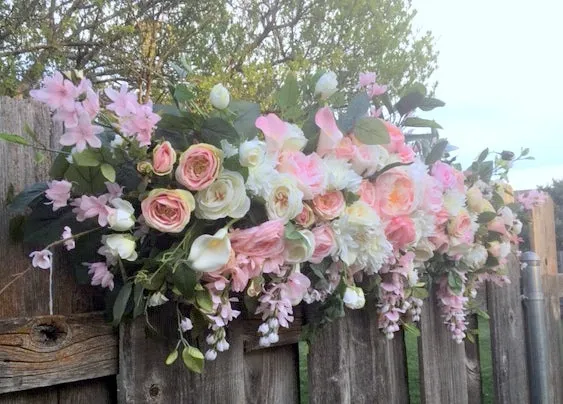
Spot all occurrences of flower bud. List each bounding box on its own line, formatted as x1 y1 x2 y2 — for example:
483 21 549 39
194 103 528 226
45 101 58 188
210 83 230 110
314 71 338 99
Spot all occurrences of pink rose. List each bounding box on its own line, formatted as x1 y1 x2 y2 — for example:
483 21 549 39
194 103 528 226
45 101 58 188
310 224 337 264
423 175 443 213
229 220 286 259
385 216 416 249
315 107 343 157
358 180 377 210
383 122 405 153
312 190 345 220
175 143 222 190
447 210 473 239
487 217 508 236
431 161 462 191
295 204 316 228
435 207 450 226
141 188 195 233
373 168 417 219
430 231 450 254
277 151 326 200
334 136 357 160
396 144 415 163
152 141 176 175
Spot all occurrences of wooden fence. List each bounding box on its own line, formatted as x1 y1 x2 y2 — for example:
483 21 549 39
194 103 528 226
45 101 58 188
1 97 562 403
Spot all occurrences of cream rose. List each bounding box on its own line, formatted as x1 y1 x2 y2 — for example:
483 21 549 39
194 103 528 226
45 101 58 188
175 143 223 191
195 170 250 220
265 175 304 223
284 229 316 263
239 138 266 167
141 189 195 233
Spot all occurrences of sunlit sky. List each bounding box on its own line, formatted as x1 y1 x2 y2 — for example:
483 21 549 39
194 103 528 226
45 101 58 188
412 0 563 190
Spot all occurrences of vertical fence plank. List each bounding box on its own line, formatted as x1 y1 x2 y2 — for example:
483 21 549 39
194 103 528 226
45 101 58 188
0 97 114 402
486 253 530 403
418 287 468 404
530 197 563 403
307 305 409 404
464 315 482 404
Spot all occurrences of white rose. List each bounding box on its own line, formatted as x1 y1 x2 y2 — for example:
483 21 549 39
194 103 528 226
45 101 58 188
498 206 514 227
265 175 304 223
239 138 266 167
513 219 523 235
148 291 169 307
350 145 389 177
285 229 316 263
314 71 338 99
108 198 136 231
343 286 365 309
195 170 250 220
210 83 230 110
98 234 138 263
187 228 232 272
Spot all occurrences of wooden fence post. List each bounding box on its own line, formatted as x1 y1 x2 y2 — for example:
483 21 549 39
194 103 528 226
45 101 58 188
530 196 563 403
306 303 409 404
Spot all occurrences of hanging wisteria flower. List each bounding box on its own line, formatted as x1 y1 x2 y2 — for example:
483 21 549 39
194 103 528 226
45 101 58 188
180 317 193 332
29 249 53 270
88 262 115 290
61 226 75 251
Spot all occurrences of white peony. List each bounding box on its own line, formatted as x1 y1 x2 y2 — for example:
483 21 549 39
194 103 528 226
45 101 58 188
245 157 279 197
462 244 488 269
98 234 138 264
239 138 266 167
108 198 135 231
343 286 365 309
285 229 316 263
265 175 304 223
443 189 466 216
195 170 250 220
323 156 363 192
209 83 230 109
314 71 338 99
188 227 232 272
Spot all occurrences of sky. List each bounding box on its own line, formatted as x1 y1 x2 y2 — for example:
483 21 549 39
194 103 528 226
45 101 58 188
411 0 563 190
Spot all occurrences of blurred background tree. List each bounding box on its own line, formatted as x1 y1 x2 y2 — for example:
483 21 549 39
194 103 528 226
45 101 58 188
0 0 438 103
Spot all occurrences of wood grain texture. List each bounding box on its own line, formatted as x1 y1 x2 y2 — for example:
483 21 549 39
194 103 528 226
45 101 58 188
307 305 409 404
464 315 482 404
486 254 530 404
0 313 118 393
0 97 114 402
530 198 563 404
418 285 468 404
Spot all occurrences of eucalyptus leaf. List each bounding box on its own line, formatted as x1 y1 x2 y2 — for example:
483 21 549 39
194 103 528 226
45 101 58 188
353 116 390 145
230 100 261 140
395 91 425 116
403 117 443 129
182 345 204 373
201 117 239 147
8 182 48 213
418 97 446 111
0 132 31 146
337 92 370 133
112 282 133 325
100 163 116 182
425 140 448 165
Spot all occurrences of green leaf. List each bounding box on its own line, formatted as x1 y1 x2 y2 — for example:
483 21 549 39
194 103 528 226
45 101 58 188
165 349 179 365
491 191 505 211
72 149 101 167
100 163 116 182
133 283 145 318
418 97 446 111
403 117 443 129
486 255 500 267
112 282 133 326
8 214 26 242
201 117 240 147
402 322 421 337
411 287 429 299
448 272 464 294
195 290 214 314
353 116 390 145
50 148 72 179
182 345 204 373
425 140 449 165
337 92 370 133
0 133 31 146
395 91 425 116
8 182 48 213
172 264 198 299
477 148 489 163
343 190 360 205
521 147 530 157
173 84 196 109
479 161 494 183
230 100 261 140
277 72 299 112
475 307 490 320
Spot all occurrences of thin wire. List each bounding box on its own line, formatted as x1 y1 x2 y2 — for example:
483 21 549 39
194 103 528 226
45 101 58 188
49 261 54 316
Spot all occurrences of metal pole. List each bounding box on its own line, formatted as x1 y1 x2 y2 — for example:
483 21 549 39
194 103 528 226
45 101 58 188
521 251 550 404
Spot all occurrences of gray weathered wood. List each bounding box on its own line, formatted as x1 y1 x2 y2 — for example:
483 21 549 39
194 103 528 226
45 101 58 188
307 305 409 404
0 97 115 402
486 254 530 404
418 285 468 404
0 312 117 393
464 315 482 404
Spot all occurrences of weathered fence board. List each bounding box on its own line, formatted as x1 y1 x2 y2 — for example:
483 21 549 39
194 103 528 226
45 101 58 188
464 315 482 404
486 253 530 403
0 313 118 393
0 97 115 402
418 286 468 404
307 305 409 404
530 197 563 404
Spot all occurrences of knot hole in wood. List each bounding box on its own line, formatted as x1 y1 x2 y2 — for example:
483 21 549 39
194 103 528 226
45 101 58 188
30 318 69 348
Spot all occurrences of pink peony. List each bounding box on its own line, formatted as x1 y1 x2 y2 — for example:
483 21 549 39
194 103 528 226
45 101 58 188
430 231 450 254
59 111 103 152
45 180 72 211
385 216 416 249
29 249 53 270
310 224 337 264
312 190 345 221
277 151 326 200
488 216 508 236
152 141 177 176
175 144 222 191
373 168 417 219
141 189 195 233
431 161 461 191
396 144 415 164
88 262 115 290
422 175 444 213
358 72 377 88
358 180 377 210
315 107 343 157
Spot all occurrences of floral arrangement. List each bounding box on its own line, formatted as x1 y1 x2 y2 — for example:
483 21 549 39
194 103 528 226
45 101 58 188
1 69 544 372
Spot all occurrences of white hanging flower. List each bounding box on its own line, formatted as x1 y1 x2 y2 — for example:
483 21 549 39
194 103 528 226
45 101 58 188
98 234 138 264
343 286 365 309
180 317 193 332
108 198 135 231
29 249 53 270
210 83 230 109
314 71 338 99
148 291 169 307
187 227 232 272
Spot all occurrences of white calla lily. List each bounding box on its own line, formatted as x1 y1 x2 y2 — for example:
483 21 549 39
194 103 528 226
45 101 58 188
187 228 232 272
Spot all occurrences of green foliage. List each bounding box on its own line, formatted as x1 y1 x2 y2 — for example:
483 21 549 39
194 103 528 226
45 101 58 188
182 345 204 373
353 116 390 145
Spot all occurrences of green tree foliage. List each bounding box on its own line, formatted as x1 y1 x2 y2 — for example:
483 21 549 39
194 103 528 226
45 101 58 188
0 0 437 103
541 179 563 251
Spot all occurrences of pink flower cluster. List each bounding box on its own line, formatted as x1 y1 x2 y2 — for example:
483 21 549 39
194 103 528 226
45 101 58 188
517 190 548 210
